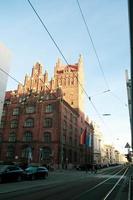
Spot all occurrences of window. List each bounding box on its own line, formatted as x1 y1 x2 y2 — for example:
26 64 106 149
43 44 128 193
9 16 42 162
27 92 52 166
71 101 74 105
63 135 66 144
64 108 67 118
40 147 51 160
7 146 15 159
9 132 16 142
44 132 51 143
70 113 73 122
13 108 19 116
25 106 35 114
69 136 72 145
2 110 6 116
23 131 32 142
71 78 74 85
74 117 77 125
63 120 67 130
75 128 78 134
0 121 5 129
11 120 18 128
44 118 52 128
4 99 10 105
24 118 34 127
45 104 53 113
22 147 29 159
68 78 70 85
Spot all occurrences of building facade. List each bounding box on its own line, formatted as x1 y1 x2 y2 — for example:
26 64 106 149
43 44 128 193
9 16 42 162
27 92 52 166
93 123 103 164
0 57 93 169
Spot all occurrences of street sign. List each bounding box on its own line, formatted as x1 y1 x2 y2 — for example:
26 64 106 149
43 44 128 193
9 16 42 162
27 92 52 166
125 142 130 148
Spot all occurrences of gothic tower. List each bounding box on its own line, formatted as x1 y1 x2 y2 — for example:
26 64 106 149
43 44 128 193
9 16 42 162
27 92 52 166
16 56 84 112
53 55 84 112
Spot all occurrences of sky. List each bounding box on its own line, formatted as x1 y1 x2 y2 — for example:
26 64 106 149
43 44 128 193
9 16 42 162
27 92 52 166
0 0 131 153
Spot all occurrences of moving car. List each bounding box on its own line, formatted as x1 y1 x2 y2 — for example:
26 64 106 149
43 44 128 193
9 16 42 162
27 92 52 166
0 165 24 183
23 166 48 180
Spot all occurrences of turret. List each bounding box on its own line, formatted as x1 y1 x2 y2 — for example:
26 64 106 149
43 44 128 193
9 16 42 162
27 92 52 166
31 62 43 77
44 70 48 83
54 58 62 75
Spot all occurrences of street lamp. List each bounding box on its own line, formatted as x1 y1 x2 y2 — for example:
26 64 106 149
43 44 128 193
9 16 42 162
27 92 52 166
102 114 111 116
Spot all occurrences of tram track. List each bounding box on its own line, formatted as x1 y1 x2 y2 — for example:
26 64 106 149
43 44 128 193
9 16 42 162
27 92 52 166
74 166 129 200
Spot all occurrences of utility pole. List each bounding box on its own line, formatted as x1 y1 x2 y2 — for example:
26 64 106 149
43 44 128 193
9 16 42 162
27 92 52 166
128 0 133 150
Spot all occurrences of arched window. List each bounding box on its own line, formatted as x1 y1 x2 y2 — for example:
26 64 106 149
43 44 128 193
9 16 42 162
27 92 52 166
23 131 32 142
74 77 77 85
63 78 66 86
44 132 51 143
9 132 16 142
24 118 34 127
71 78 74 85
11 120 18 128
68 78 70 85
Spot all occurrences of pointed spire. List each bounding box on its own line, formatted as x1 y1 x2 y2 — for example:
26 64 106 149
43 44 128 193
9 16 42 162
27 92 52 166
78 54 83 65
57 58 61 65
44 70 48 83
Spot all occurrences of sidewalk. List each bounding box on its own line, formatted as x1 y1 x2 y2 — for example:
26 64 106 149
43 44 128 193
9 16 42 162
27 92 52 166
129 166 133 200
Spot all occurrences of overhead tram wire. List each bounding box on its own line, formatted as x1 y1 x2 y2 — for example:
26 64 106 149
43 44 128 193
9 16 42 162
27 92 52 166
0 64 106 121
27 0 69 66
26 0 113 130
76 0 110 91
0 66 22 85
0 1 111 134
76 0 127 108
0 65 57 99
27 0 111 126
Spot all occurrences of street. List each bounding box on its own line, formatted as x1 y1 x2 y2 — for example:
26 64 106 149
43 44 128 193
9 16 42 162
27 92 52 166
0 165 132 200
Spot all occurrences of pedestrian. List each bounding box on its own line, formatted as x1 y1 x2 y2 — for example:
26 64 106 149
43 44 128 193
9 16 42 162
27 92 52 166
94 164 97 174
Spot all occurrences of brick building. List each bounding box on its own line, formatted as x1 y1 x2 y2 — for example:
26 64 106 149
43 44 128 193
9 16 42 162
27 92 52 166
0 56 94 168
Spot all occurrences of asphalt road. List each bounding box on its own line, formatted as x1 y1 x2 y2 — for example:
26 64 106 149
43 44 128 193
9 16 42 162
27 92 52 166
0 165 132 200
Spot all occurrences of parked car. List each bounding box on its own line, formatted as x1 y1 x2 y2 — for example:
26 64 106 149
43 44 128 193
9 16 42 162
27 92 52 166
23 166 48 180
0 165 24 183
76 164 93 171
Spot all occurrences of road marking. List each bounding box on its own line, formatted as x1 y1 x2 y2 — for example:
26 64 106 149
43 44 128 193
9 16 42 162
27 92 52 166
103 167 128 200
73 167 128 200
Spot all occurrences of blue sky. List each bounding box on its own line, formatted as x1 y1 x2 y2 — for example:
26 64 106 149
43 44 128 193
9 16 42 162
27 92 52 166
1 0 131 153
